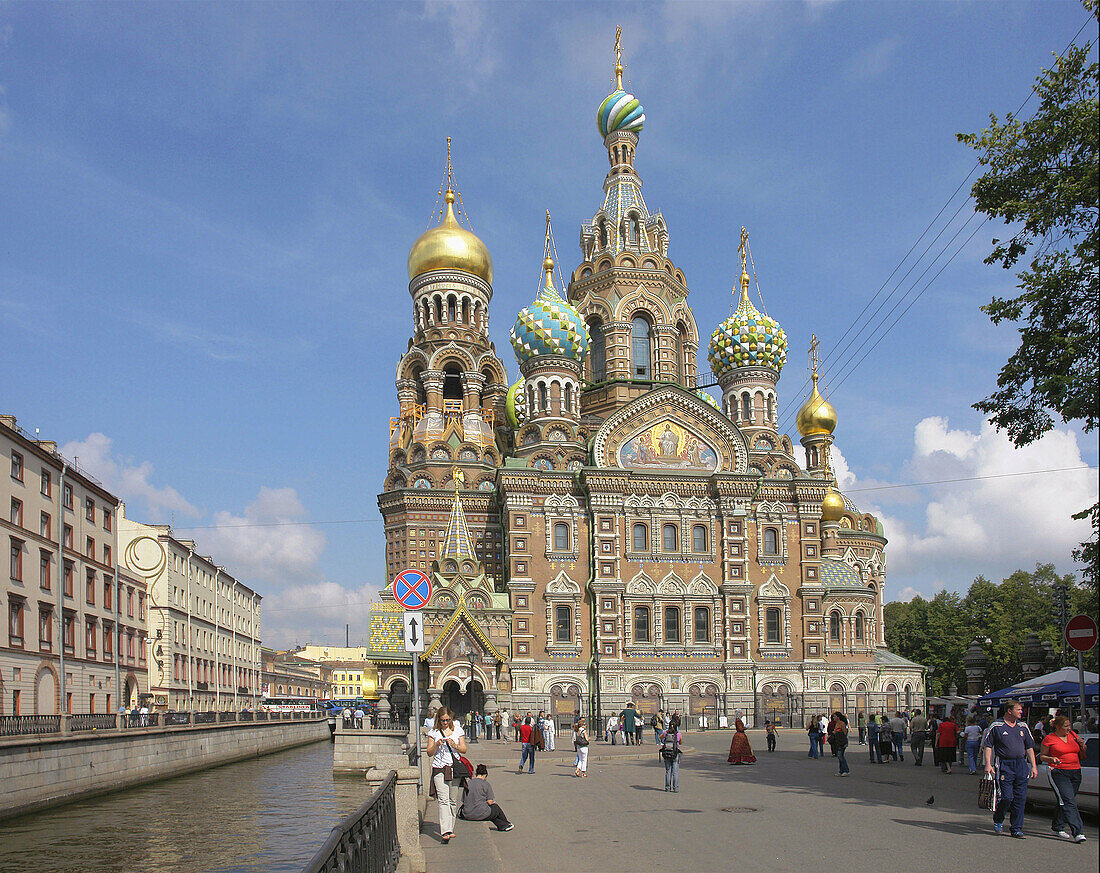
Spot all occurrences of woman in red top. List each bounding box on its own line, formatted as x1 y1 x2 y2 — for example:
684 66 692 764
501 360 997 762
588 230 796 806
934 714 959 774
1039 715 1088 842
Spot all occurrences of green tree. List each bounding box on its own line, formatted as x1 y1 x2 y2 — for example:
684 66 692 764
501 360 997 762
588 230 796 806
958 2 1099 603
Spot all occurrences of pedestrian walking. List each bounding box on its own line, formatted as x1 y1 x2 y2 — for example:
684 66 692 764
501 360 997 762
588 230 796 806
817 714 827 756
727 717 757 764
534 710 547 751
517 716 536 773
867 714 881 763
827 714 839 756
1039 715 1087 842
460 764 514 831
606 713 618 744
982 699 1038 838
511 712 521 742
935 713 959 774
857 711 866 745
909 708 928 765
888 711 907 762
963 716 983 774
426 707 467 845
660 720 684 792
766 720 778 752
651 711 663 743
619 702 639 745
830 712 850 776
807 716 822 759
573 717 590 777
544 713 556 751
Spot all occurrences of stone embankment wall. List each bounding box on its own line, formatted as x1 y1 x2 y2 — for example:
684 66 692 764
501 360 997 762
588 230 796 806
0 717 330 820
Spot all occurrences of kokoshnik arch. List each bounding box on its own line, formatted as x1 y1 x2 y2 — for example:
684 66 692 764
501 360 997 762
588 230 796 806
368 32 923 727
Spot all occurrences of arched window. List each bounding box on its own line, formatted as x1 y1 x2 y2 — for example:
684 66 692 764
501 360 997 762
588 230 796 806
553 523 569 551
767 395 775 422
634 606 650 642
599 219 609 249
676 322 688 384
447 295 457 323
632 523 648 552
763 528 779 556
829 611 841 641
765 607 782 644
664 606 681 643
740 394 752 422
588 319 606 382
631 316 652 378
434 295 443 324
442 364 463 401
539 383 548 412
854 613 864 640
555 606 572 643
692 524 707 553
662 523 678 552
564 382 572 413
694 606 710 642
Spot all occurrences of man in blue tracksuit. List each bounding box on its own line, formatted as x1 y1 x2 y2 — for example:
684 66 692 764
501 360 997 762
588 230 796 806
981 700 1038 838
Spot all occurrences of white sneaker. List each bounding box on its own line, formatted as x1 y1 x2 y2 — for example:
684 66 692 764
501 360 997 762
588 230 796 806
1055 831 1071 839
1074 834 1087 843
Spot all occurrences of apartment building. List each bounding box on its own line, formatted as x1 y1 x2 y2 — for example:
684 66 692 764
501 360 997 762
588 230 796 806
118 507 261 711
2 414 148 716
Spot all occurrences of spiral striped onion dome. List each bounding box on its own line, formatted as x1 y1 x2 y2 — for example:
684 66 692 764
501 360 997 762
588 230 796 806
504 378 527 429
510 258 589 365
695 389 720 410
708 271 788 377
597 89 645 138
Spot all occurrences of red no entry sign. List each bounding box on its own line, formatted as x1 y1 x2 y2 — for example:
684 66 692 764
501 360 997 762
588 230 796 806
392 569 432 610
1066 614 1098 652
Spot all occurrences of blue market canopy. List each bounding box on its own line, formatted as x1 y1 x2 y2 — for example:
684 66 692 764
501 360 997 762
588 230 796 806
979 667 1099 707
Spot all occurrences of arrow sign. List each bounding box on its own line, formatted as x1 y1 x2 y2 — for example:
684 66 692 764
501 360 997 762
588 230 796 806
403 611 425 653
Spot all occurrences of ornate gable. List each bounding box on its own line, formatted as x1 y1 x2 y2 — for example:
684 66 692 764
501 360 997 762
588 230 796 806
421 602 507 663
592 385 748 473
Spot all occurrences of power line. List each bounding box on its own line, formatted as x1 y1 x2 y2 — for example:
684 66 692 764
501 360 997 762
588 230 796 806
846 465 1096 494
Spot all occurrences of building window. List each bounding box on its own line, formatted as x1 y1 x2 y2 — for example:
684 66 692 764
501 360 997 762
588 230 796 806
103 580 112 610
10 450 24 481
63 482 73 510
63 524 73 549
632 523 648 552
10 497 22 526
554 605 572 643
103 508 112 532
829 611 841 641
85 536 94 558
694 606 710 642
63 561 73 597
103 623 113 660
763 528 779 556
40 512 50 539
39 608 52 651
41 469 51 496
10 538 22 581
854 613 864 641
634 606 650 642
665 606 681 642
765 607 782 644
740 394 751 422
631 316 652 378
86 570 96 605
692 524 707 553
662 523 678 552
9 596 24 646
85 497 95 523
676 323 687 383
86 619 97 655
40 551 51 590
553 522 569 551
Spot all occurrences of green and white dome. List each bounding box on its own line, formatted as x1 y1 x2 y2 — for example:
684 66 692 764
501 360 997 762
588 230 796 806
597 89 645 138
708 272 788 377
510 258 589 365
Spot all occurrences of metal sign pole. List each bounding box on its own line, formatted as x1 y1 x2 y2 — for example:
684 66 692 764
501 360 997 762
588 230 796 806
412 656 422 795
1078 650 1087 723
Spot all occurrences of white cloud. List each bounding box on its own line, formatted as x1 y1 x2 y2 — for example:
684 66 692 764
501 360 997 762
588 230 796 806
260 580 380 650
61 433 199 517
201 486 327 585
895 586 921 602
841 416 1096 600
844 37 900 81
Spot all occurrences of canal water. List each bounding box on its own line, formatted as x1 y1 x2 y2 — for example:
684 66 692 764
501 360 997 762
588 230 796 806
0 740 369 873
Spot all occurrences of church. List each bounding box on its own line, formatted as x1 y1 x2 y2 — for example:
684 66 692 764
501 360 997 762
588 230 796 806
369 34 923 729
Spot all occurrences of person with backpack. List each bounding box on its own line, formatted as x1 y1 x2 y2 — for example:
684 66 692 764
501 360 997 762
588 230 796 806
660 717 684 791
651 711 663 743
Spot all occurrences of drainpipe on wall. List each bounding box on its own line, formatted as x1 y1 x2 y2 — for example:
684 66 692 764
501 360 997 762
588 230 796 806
56 463 68 716
186 547 194 711
213 567 221 711
113 501 120 707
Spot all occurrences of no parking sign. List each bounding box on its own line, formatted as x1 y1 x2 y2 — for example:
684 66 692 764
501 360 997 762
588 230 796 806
392 569 432 610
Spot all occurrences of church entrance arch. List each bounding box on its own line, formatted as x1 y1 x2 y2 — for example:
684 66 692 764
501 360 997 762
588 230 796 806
631 683 661 716
442 678 484 720
389 679 411 723
829 682 847 719
549 683 581 731
688 682 719 718
761 683 793 728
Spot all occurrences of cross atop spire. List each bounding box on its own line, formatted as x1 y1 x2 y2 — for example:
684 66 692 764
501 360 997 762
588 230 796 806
445 136 455 196
809 333 821 385
737 226 752 304
614 26 624 90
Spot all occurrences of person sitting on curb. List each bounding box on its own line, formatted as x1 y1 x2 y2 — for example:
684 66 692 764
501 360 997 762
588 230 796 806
461 764 514 831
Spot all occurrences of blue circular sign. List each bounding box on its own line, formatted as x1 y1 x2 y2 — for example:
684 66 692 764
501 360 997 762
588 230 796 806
392 569 432 610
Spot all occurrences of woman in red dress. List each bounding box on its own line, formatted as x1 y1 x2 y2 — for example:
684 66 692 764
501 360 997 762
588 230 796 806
727 718 757 764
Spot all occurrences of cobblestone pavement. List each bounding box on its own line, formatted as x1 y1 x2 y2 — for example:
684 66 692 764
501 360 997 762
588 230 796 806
421 729 1099 873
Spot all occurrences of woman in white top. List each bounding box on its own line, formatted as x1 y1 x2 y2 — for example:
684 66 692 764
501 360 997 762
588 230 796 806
962 716 983 775
573 717 590 777
425 706 467 844
605 714 618 744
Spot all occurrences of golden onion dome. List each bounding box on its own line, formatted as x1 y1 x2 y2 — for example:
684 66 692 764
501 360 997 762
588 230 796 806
359 667 379 700
407 190 493 284
796 372 837 437
821 488 846 522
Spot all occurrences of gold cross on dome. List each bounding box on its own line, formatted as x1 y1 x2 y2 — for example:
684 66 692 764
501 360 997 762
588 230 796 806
739 227 749 274
614 26 623 89
809 333 820 376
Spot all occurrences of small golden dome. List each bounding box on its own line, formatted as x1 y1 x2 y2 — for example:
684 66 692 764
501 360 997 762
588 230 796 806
360 667 379 700
796 373 837 437
821 488 846 522
407 190 493 284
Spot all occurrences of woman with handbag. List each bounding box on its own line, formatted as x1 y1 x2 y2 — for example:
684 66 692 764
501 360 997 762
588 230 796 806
573 717 590 777
426 706 468 844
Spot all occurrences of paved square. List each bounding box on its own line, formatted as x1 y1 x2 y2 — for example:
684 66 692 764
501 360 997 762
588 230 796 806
422 730 1098 872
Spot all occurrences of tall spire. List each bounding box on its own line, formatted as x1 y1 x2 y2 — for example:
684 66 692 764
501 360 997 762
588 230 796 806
614 25 624 90
441 466 476 562
737 226 751 308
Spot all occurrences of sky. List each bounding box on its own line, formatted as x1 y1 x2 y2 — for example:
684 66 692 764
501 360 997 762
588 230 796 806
2 1 1096 649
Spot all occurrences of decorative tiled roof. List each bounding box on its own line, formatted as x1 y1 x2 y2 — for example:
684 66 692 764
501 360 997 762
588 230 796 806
819 557 862 588
369 601 404 654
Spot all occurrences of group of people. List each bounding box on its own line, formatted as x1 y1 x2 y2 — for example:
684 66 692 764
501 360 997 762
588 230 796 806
604 703 682 745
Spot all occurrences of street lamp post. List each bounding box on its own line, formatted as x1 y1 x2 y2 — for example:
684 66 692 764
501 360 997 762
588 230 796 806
467 652 478 742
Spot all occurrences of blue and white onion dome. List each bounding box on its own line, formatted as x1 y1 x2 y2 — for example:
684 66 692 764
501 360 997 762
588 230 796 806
708 270 788 377
510 257 590 365
597 88 645 138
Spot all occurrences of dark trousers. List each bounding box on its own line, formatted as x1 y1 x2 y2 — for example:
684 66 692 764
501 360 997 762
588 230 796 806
838 745 850 774
858 726 865 744
892 732 905 761
994 757 1030 833
767 733 776 752
1049 768 1083 836
479 803 511 829
868 734 882 762
911 730 926 764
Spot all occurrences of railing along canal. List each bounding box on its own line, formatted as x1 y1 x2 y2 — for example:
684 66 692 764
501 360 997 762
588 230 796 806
302 770 400 873
0 710 322 738
0 715 61 736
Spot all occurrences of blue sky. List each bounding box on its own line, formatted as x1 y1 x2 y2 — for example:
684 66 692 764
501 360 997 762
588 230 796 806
2 1 1096 647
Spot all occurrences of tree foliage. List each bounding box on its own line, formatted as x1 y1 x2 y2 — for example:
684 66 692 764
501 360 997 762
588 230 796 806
885 564 1092 694
958 2 1099 610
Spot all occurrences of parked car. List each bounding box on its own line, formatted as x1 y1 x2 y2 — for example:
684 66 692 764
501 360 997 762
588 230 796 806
1029 733 1098 815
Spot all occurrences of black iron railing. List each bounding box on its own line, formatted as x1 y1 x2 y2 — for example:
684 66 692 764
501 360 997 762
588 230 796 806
0 709 324 737
69 713 117 732
0 715 61 736
302 770 400 873
193 711 218 724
